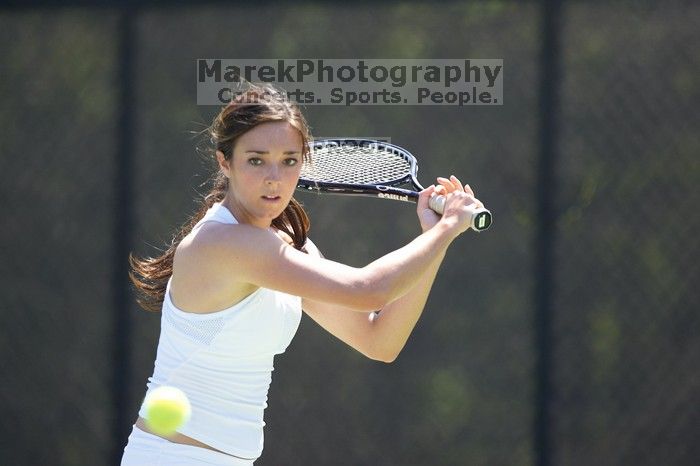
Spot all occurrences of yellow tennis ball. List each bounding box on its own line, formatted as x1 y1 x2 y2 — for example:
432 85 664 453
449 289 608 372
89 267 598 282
143 386 191 436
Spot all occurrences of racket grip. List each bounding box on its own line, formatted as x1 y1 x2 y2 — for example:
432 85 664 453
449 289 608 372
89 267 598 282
429 194 493 232
428 193 446 214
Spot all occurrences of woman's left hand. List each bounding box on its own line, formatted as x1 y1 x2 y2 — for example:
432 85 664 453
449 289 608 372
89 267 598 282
417 184 441 232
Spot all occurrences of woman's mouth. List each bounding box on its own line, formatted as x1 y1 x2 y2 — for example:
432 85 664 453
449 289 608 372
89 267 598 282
261 195 281 202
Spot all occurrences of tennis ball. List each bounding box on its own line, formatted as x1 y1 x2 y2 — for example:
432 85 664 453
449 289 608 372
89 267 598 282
143 386 191 436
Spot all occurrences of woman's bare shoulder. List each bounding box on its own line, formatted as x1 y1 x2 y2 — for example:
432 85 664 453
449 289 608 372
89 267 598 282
171 223 266 312
179 221 269 252
175 222 261 272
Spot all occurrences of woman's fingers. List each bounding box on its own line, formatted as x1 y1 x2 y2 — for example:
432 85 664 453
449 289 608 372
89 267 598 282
436 177 453 193
436 177 482 208
417 184 436 208
450 175 465 192
437 175 465 193
442 190 483 209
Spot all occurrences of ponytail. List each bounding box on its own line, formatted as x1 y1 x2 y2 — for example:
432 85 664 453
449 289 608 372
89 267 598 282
128 173 225 312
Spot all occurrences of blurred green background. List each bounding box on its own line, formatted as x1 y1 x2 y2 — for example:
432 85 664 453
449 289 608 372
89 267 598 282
0 1 697 465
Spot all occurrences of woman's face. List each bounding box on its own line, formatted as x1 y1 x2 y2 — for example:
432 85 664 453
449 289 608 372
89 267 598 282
218 121 304 228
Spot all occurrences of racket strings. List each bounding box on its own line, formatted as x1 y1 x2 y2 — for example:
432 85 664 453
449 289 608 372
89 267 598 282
302 144 413 185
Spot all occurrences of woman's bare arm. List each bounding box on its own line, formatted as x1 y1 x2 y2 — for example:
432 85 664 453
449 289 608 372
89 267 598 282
196 216 456 311
302 177 482 361
302 239 446 363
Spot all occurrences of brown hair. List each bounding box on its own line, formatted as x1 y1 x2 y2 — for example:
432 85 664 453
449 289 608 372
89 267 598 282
129 85 312 312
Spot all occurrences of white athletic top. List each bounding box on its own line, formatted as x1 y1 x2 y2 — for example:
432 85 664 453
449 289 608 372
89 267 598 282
138 202 302 460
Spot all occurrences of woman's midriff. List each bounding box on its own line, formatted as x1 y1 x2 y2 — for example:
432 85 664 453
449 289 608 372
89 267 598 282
135 416 235 457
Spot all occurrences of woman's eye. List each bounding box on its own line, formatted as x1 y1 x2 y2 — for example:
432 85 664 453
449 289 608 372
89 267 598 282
284 158 299 166
248 157 263 166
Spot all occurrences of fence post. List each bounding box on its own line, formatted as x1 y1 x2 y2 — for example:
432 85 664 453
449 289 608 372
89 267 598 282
535 1 562 466
112 4 136 464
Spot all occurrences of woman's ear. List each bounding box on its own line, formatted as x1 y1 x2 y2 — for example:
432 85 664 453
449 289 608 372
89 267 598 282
216 150 231 178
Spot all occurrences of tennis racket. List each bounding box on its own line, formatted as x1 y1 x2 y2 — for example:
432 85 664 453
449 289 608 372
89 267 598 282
296 138 492 232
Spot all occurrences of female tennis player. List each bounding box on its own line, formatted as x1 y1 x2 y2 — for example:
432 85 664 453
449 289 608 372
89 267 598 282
120 85 485 465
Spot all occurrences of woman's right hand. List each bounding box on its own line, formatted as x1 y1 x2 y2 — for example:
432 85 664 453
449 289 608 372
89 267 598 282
434 175 485 235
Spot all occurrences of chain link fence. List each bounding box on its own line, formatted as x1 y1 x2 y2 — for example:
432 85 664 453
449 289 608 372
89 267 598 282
553 4 699 465
0 2 697 465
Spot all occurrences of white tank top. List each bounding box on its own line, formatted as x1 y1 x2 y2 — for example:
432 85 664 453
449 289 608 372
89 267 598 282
138 202 302 460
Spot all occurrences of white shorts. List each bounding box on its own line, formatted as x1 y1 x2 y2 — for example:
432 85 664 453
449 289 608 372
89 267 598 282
120 425 255 466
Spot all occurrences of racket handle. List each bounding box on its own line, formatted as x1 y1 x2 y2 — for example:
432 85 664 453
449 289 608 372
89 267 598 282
429 194 493 232
428 194 446 214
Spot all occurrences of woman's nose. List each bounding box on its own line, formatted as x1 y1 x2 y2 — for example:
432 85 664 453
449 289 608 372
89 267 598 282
265 166 281 183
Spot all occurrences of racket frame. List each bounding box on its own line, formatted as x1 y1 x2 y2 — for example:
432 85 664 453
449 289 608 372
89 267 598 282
296 138 424 203
296 138 492 231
